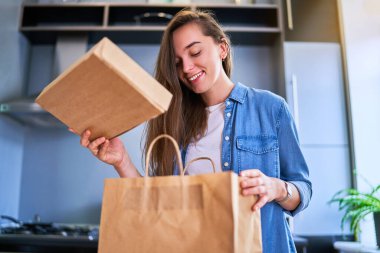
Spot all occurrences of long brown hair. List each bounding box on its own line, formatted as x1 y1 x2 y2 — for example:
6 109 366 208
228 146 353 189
144 9 233 176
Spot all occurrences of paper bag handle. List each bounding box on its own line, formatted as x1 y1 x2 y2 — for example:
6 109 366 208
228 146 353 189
183 157 216 175
145 134 184 177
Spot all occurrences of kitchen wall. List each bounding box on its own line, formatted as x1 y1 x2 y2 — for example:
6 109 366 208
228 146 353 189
0 0 29 221
18 126 145 223
339 0 380 246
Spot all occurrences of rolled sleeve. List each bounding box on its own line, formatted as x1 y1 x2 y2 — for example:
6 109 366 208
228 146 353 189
276 99 312 217
288 180 312 216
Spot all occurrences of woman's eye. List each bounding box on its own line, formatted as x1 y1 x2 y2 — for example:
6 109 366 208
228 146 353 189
191 51 201 57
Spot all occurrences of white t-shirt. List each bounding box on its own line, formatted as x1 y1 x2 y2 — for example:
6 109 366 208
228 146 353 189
185 102 226 175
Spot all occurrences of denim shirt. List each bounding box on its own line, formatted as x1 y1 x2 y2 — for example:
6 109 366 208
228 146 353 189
177 82 312 253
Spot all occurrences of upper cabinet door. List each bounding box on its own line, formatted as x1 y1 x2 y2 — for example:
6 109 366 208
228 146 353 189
284 42 348 146
283 0 340 42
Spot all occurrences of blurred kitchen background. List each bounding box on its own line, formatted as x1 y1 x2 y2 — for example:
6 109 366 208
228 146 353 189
0 0 379 252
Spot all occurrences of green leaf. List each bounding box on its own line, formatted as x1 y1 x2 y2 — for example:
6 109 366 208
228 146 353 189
330 183 380 237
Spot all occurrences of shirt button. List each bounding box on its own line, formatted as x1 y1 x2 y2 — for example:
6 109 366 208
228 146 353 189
226 112 231 117
225 136 230 141
224 162 229 167
226 101 231 106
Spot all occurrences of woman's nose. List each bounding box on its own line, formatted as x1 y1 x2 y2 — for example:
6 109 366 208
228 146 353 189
182 58 194 73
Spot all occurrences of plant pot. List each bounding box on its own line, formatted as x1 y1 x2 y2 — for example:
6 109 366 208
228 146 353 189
375 212 380 248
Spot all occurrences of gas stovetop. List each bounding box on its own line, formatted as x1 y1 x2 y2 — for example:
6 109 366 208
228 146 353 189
0 215 98 240
1 223 99 239
0 215 98 253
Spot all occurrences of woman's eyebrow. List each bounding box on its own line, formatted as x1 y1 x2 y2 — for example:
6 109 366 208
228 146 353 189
185 41 201 49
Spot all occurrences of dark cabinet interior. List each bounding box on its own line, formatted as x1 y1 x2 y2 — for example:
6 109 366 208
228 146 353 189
20 3 282 45
108 6 184 26
22 6 105 27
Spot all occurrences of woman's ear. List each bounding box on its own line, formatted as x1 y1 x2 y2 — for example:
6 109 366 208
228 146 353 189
219 38 229 61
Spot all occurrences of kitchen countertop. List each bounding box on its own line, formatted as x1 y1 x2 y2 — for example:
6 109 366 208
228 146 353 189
0 233 309 253
334 241 380 253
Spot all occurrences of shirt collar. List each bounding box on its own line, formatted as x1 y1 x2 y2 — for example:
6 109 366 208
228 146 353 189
227 82 248 104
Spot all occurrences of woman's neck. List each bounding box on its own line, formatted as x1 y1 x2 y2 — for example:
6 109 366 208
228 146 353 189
201 73 235 106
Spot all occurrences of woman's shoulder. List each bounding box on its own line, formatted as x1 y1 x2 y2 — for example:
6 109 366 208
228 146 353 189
239 83 292 130
240 83 286 107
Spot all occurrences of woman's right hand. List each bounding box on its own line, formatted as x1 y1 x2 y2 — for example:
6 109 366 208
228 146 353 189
72 129 140 178
80 129 125 166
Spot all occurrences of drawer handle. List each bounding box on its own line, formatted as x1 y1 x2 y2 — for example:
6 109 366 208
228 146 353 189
286 0 294 30
291 74 300 130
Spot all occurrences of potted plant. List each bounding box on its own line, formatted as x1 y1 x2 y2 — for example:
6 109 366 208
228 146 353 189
329 184 380 247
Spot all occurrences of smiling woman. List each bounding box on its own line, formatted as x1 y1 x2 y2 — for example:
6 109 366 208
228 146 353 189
77 9 312 253
172 22 232 101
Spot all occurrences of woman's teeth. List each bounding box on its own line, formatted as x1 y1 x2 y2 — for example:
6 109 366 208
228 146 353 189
188 72 202 81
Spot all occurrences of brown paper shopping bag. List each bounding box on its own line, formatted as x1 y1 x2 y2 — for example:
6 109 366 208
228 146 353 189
98 134 262 253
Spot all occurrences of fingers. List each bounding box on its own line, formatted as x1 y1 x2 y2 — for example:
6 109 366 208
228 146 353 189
97 139 109 160
80 130 91 147
241 185 267 196
240 169 265 190
88 137 106 156
68 128 78 135
78 129 109 158
252 195 269 211
240 177 264 189
240 169 270 211
240 169 261 178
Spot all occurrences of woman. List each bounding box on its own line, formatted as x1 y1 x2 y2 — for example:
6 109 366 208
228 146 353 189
77 9 312 253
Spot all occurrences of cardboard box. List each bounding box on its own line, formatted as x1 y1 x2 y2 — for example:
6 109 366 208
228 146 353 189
36 37 172 141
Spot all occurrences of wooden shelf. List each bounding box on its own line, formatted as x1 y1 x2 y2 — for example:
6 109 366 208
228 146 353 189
20 3 281 45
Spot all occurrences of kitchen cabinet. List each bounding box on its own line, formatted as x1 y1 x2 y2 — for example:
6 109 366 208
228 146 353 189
20 3 281 45
282 0 340 42
19 2 286 97
284 42 348 145
281 0 353 236
284 42 351 234
296 146 351 234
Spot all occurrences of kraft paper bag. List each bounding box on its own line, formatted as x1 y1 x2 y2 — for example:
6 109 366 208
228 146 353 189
98 134 262 253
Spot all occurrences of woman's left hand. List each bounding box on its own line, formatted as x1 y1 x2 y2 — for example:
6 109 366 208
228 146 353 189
239 169 282 211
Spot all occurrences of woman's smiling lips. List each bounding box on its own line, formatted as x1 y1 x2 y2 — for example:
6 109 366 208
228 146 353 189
188 71 204 82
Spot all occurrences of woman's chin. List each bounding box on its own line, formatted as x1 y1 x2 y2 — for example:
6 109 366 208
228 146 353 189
191 86 207 94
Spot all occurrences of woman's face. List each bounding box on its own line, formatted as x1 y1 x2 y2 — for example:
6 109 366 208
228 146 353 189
172 22 227 95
